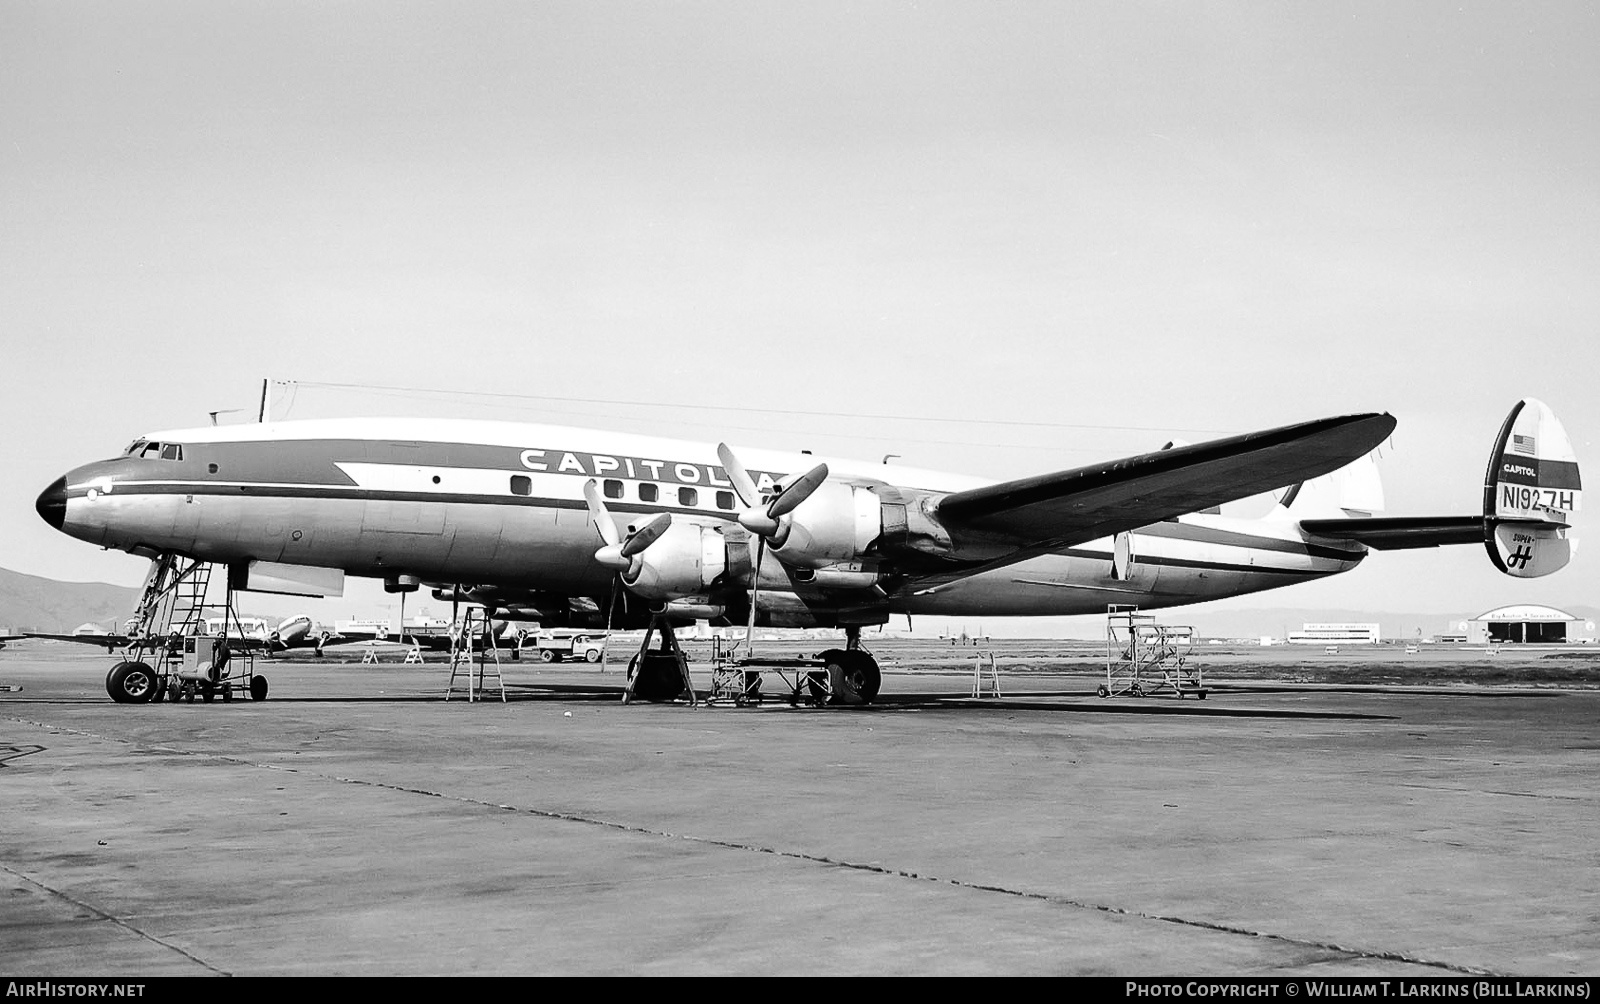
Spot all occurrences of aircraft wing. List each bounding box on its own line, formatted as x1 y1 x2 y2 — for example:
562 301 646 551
397 633 456 651
1297 516 1486 549
933 413 1396 558
24 632 135 651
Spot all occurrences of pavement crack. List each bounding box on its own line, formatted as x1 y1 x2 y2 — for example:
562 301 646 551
0 862 230 976
240 756 1499 978
5 716 1506 976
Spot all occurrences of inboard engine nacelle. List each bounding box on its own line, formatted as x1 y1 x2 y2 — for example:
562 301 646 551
622 521 728 601
767 483 883 568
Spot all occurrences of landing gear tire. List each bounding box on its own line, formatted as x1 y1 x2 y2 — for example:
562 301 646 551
539 649 557 663
819 649 881 706
250 676 269 701
627 652 687 702
106 661 158 704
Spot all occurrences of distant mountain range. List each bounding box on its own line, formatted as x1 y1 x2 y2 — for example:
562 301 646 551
0 566 139 634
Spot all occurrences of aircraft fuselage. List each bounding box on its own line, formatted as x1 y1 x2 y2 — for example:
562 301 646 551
37 418 1364 625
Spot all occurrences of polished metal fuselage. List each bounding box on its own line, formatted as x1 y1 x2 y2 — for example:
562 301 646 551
46 418 1364 618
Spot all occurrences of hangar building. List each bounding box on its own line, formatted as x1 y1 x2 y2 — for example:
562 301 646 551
1465 604 1591 644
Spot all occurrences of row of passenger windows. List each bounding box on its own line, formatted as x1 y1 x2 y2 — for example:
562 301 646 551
508 475 737 511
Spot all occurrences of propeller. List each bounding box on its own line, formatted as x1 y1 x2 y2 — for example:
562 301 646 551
716 443 829 540
582 479 672 578
716 444 829 656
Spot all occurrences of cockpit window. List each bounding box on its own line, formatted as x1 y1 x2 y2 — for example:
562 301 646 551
131 441 182 461
124 440 148 457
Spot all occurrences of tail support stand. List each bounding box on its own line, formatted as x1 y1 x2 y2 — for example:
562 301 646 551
1102 604 1204 699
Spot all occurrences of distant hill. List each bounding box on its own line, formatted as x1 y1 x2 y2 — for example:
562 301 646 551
0 566 139 634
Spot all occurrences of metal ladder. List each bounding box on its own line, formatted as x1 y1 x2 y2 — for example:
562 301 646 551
445 606 505 702
126 555 214 671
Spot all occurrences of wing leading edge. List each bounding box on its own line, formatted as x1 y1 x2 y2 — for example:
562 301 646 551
933 412 1397 555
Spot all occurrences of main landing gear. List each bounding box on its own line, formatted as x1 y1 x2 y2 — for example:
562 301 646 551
706 625 883 707
815 626 882 705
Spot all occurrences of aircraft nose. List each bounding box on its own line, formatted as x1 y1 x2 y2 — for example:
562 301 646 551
36 476 66 530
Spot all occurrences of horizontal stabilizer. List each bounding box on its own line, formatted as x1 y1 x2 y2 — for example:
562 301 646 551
935 412 1396 551
1298 515 1485 550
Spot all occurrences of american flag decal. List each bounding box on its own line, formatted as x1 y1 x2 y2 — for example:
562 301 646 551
1512 434 1536 456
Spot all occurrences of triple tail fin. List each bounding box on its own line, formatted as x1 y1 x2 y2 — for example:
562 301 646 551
1268 449 1385 521
1298 399 1580 579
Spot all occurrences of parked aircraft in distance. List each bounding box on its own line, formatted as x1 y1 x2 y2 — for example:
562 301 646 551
34 398 1580 704
27 614 328 656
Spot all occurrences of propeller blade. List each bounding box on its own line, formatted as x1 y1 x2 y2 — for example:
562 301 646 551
767 462 829 518
621 513 672 557
716 443 761 509
745 533 764 657
582 480 620 548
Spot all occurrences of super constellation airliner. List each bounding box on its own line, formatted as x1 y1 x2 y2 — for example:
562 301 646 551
34 398 1580 704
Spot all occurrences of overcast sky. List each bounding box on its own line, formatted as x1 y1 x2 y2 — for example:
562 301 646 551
2 2 1596 629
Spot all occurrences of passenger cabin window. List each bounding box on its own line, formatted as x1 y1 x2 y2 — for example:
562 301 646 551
678 487 698 507
603 479 623 499
639 483 658 503
509 475 532 496
716 491 735 511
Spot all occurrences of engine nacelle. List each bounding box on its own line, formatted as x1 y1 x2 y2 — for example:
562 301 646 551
625 522 727 601
767 484 881 568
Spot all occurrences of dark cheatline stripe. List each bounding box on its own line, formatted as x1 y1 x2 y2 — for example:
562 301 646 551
71 481 737 520
1141 519 1362 560
1495 455 1582 489
162 438 762 489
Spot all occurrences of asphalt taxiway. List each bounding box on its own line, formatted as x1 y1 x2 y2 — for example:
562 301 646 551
1 647 1596 976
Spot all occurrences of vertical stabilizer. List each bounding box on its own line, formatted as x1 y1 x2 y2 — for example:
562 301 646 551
1484 398 1581 577
1268 450 1384 521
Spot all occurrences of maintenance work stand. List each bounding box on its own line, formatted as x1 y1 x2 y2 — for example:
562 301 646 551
704 625 881 708
1102 604 1205 699
104 553 270 704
